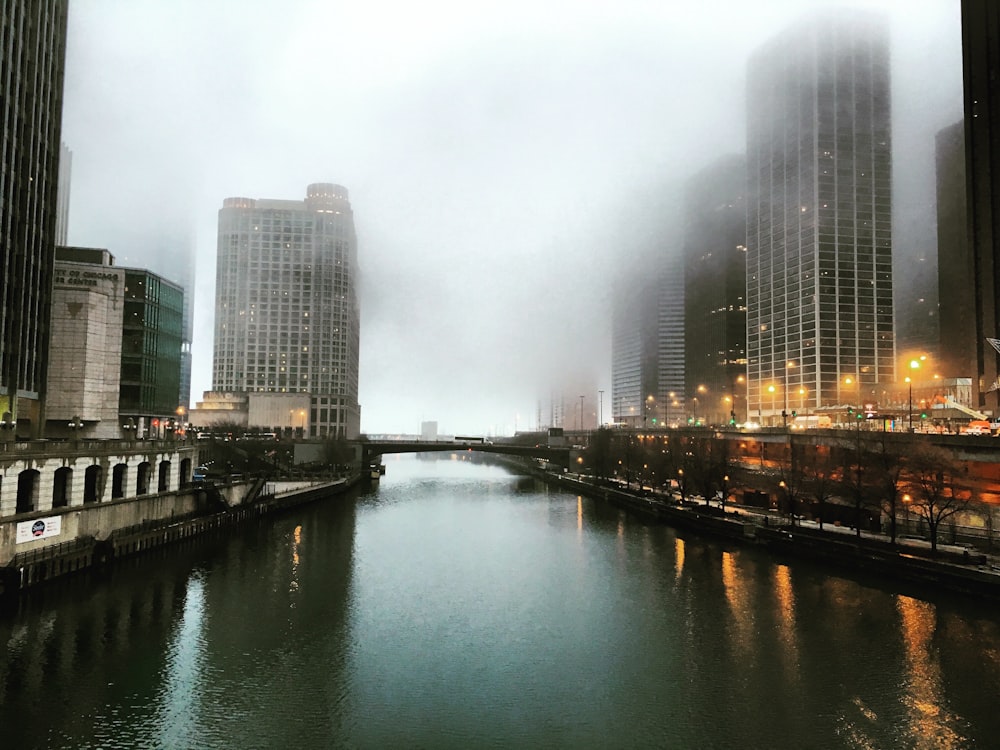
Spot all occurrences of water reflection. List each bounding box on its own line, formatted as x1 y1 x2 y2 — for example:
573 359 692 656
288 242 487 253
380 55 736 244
721 550 755 655
773 564 801 683
153 572 208 748
896 595 967 748
2 459 1000 749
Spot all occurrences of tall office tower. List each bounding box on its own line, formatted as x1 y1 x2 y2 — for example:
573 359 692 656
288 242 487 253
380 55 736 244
612 266 685 428
55 142 71 246
683 155 748 425
936 120 975 381
746 11 894 423
0 1 69 435
961 1 1000 412
213 183 361 439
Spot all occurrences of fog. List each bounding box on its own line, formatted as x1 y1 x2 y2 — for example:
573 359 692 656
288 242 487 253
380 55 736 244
60 0 962 436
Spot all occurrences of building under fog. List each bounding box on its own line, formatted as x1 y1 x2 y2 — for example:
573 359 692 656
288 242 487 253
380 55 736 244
0 2 68 437
746 11 895 423
683 155 747 425
202 183 361 439
961 0 1000 413
612 267 685 428
936 120 975 383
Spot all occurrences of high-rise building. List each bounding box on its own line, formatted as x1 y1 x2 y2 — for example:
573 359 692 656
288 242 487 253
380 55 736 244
746 11 894 423
683 155 748 425
55 141 71 246
212 183 361 439
612 266 685 428
0 1 69 436
960 0 1000 412
936 120 975 382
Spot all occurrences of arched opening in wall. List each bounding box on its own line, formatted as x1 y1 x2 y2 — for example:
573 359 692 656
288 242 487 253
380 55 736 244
136 462 151 495
112 463 127 499
179 457 192 485
84 465 102 503
52 467 72 508
16 470 40 514
158 461 171 492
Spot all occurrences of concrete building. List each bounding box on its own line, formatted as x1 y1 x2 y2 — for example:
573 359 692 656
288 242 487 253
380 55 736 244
0 1 69 437
210 183 361 439
746 11 894 424
45 247 125 439
683 155 748 425
960 0 1000 413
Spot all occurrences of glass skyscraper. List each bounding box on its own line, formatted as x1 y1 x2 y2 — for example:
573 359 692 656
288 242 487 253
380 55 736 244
0 1 68 435
746 11 894 421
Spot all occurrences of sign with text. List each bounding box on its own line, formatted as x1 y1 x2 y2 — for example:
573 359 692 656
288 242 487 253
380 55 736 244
15 516 62 544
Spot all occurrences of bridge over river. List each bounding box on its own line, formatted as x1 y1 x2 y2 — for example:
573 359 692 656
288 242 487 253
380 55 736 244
360 439 572 469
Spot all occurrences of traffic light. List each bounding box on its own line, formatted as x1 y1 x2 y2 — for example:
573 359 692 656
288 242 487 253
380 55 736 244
791 410 797 418
729 410 736 425
687 417 693 425
651 418 657 425
920 412 928 420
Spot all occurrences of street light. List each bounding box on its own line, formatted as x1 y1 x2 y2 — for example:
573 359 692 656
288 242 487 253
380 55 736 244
905 376 913 433
123 417 137 442
580 395 585 431
783 361 796 428
68 415 83 442
0 411 14 442
598 389 604 426
767 384 776 426
907 359 921 432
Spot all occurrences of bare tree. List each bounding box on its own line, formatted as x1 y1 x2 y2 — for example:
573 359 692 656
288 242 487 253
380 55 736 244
868 434 907 544
803 443 839 530
906 444 971 553
776 434 806 525
839 424 872 538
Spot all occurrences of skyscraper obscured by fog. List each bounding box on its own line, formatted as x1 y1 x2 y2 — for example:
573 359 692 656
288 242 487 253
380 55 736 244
0 1 68 435
746 11 894 423
612 268 684 428
960 0 1000 412
683 155 747 425
936 120 974 382
212 183 361 438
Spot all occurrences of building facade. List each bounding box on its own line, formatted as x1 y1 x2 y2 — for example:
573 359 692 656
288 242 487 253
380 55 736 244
683 155 748 425
119 269 184 434
211 183 361 439
936 120 976 382
612 266 685 428
45 247 124 440
746 11 894 423
961 0 1000 413
0 1 69 436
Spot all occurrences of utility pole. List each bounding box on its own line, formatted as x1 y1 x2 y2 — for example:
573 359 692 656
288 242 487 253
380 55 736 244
598 389 604 427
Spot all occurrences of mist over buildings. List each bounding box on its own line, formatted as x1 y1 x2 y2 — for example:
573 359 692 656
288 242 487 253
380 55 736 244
59 0 962 435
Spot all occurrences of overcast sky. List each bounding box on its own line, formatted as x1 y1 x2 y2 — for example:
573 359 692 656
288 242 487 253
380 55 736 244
60 0 962 436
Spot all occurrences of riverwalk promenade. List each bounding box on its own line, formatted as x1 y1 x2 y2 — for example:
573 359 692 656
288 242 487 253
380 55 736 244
545 470 1000 600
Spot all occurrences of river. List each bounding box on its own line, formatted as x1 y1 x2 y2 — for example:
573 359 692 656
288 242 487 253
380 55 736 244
2 454 999 748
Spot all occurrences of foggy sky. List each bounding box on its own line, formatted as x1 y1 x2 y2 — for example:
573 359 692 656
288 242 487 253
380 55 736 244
60 0 962 436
